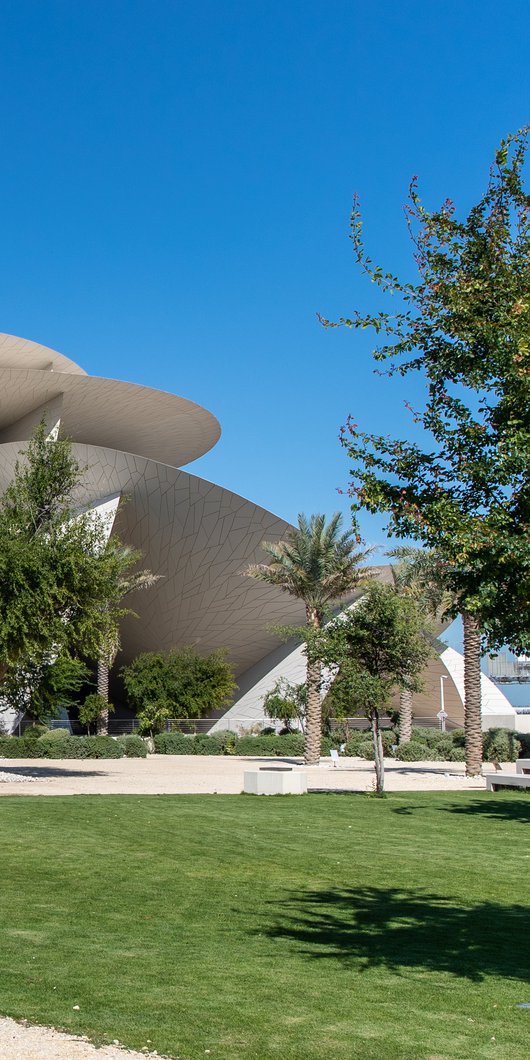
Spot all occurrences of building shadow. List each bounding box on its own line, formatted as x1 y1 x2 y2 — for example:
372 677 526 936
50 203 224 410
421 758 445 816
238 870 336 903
256 884 530 983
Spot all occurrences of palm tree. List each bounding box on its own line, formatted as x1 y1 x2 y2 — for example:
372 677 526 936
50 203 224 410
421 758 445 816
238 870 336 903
388 546 483 775
387 547 448 744
245 512 370 765
461 609 483 776
96 553 161 735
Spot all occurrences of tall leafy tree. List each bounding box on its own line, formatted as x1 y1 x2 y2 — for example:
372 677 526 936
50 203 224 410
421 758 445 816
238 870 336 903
0 422 143 692
324 129 530 775
314 583 433 793
262 678 306 732
121 646 237 734
3 652 90 728
245 512 370 765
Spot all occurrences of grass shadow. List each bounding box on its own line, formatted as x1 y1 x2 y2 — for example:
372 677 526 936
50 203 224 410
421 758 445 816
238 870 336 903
257 884 530 982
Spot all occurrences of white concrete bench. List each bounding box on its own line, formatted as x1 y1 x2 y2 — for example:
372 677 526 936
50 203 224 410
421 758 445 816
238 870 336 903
516 759 530 775
486 772 530 792
244 766 308 795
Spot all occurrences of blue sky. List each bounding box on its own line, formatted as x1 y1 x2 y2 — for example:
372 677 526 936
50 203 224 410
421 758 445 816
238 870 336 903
0 0 528 550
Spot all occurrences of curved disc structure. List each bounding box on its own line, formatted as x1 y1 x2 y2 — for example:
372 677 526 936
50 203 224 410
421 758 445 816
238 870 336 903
0 332 515 732
0 334 305 688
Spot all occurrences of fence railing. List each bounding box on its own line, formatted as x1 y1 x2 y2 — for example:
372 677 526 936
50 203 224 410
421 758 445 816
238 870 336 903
18 714 462 737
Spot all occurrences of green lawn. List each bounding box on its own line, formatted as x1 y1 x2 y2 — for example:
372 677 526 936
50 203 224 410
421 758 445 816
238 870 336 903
0 792 528 1059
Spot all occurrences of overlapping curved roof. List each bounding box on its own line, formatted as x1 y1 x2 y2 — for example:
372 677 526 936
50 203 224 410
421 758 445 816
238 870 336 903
0 335 221 467
0 333 516 729
0 333 306 676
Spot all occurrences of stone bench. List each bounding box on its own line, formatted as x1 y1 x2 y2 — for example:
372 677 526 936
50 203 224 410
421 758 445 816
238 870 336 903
244 767 308 795
516 759 530 775
486 772 530 792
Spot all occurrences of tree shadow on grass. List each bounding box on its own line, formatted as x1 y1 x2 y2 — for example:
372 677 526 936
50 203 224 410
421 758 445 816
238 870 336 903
392 795 530 825
443 795 530 825
258 885 530 982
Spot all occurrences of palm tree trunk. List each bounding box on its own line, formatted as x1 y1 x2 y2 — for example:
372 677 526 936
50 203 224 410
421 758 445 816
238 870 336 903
97 656 109 736
371 709 385 794
304 606 322 765
462 610 483 776
398 688 413 744
305 657 322 765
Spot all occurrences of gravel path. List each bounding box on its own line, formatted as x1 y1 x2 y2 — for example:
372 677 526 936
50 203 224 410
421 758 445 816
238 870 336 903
0 753 492 795
0 1017 164 1059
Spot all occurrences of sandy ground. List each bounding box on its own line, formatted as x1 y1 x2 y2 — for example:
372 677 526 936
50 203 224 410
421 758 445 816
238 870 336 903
0 1016 165 1059
0 753 503 795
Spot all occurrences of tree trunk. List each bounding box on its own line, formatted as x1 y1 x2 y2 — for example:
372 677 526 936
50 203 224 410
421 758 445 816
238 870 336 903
371 709 385 794
97 656 109 736
398 688 413 744
304 606 322 765
462 610 483 776
304 657 322 765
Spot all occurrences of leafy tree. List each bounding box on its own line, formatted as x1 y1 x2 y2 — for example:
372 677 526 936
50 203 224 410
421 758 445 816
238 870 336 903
96 552 160 735
262 678 306 731
314 583 433 793
79 693 114 735
121 647 237 729
324 129 530 776
135 699 172 738
245 512 370 765
3 652 90 727
0 422 141 688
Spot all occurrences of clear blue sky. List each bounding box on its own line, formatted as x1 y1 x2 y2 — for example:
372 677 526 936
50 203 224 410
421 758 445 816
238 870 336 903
0 0 528 547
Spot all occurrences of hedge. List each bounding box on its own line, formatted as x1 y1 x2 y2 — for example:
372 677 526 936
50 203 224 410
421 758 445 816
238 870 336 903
0 725 525 762
0 735 125 759
116 735 149 758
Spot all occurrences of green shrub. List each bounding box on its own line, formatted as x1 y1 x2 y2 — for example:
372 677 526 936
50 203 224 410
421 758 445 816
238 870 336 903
0 736 40 758
410 727 449 749
83 736 124 759
0 734 129 759
397 741 442 762
380 731 397 756
447 746 466 762
343 733 365 756
483 728 521 763
36 736 85 758
516 731 530 758
192 734 231 755
116 735 148 758
22 725 49 741
37 727 71 741
342 731 395 758
320 736 334 755
451 728 466 748
429 736 453 758
153 732 194 754
214 730 238 754
357 739 375 760
238 733 305 756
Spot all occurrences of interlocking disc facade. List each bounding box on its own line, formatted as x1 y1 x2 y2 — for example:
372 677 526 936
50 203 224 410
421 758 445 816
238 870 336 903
0 334 517 732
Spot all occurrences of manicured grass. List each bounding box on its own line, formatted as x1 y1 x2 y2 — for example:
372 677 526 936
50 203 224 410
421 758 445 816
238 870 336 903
0 793 528 1059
